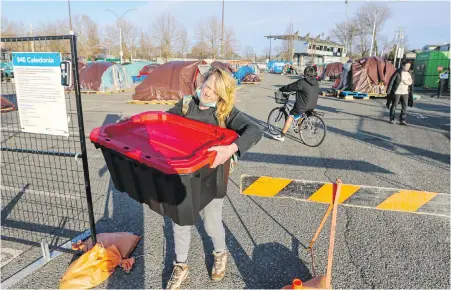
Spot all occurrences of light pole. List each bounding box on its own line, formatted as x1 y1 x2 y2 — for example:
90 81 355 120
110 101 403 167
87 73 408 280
363 1 377 57
221 0 225 59
67 0 73 33
344 0 348 56
105 8 137 64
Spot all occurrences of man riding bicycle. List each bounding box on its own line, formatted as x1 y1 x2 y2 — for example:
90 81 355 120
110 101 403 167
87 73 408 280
272 66 320 141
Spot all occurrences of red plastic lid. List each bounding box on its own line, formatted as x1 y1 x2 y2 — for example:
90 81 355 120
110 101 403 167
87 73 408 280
89 111 238 174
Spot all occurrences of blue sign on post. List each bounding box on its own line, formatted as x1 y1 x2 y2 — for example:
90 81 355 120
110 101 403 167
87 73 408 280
12 52 69 136
12 52 61 67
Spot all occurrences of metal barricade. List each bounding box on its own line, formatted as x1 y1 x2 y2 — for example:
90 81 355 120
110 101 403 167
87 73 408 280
0 35 96 286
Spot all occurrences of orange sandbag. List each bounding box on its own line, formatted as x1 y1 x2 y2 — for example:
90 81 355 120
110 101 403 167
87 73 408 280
72 232 140 258
62 232 141 289
60 244 122 289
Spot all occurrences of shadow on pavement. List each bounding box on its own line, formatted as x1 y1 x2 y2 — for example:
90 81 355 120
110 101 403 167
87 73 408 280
336 104 450 132
162 217 175 288
92 114 145 289
414 101 450 113
223 191 311 288
241 152 393 174
327 125 450 167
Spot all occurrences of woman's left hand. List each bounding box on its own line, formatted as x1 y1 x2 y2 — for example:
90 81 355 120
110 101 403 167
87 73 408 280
208 144 238 168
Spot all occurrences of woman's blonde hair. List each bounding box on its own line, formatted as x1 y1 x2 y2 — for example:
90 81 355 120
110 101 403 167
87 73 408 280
202 67 236 127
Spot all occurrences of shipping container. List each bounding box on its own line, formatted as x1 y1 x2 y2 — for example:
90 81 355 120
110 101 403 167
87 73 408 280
413 51 450 88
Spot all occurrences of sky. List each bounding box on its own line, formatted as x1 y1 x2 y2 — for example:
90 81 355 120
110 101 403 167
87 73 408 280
2 0 450 55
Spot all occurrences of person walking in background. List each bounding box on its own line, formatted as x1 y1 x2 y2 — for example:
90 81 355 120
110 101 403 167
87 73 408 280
337 59 352 90
386 62 413 125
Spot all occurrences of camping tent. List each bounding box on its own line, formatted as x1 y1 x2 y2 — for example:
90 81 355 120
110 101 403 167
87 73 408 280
79 62 133 92
267 61 288 74
323 62 343 80
234 66 254 83
1 96 16 112
351 57 397 93
100 65 133 91
124 62 153 78
77 61 86 74
133 61 206 101
138 63 161 77
198 64 211 76
211 61 234 72
248 63 260 75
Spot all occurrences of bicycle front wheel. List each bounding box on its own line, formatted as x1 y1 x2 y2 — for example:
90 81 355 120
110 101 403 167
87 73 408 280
267 107 287 135
299 115 327 147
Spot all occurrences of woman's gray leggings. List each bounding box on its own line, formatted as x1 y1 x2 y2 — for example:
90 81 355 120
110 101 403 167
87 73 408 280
173 198 226 263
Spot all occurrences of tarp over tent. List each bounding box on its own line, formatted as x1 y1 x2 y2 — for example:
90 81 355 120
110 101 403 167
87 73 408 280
324 62 343 79
124 61 153 77
133 61 206 101
138 63 160 77
80 62 112 91
77 61 86 74
100 65 134 92
211 61 234 73
1 96 15 112
351 57 397 93
79 62 133 92
267 61 288 74
234 66 254 83
247 63 260 75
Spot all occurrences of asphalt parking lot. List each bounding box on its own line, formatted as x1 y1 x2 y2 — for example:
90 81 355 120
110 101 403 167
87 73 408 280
3 73 450 289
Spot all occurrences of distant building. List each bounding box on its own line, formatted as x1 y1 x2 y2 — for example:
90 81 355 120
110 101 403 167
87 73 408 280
265 32 345 68
404 49 420 61
422 44 450 52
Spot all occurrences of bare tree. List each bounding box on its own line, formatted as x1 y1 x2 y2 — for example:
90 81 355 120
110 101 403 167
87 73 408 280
330 21 357 55
354 16 370 58
262 47 271 59
1 18 27 37
71 15 101 58
35 19 70 53
191 42 209 59
135 30 153 60
103 24 120 56
223 27 239 58
193 22 209 58
121 19 139 60
152 12 180 61
280 20 295 61
242 46 255 61
1 18 29 51
204 16 221 59
356 4 391 56
178 27 189 58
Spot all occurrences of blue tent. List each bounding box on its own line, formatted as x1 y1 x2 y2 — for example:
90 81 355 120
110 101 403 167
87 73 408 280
1 62 13 76
267 61 289 74
99 65 134 92
233 66 255 84
124 61 153 78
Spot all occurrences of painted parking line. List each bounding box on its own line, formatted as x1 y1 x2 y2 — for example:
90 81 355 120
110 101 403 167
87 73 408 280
0 248 23 267
240 175 450 217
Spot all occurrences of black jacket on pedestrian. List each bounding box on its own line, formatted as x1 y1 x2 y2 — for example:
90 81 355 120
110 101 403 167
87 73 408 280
386 69 413 108
279 77 320 115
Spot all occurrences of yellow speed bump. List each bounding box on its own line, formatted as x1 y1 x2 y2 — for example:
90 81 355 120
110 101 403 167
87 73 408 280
240 175 449 217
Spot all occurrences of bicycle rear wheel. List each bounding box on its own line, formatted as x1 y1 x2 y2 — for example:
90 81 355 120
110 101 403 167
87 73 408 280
299 115 327 147
267 107 287 135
